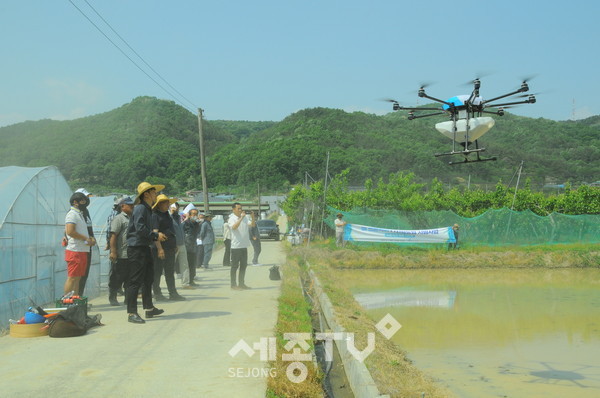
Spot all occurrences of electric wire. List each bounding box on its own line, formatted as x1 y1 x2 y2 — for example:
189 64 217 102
81 0 198 111
67 0 196 114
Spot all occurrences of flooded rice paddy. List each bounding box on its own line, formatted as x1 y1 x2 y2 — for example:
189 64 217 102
347 268 600 398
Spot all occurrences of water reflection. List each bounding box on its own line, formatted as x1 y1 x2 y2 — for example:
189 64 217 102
344 268 600 397
354 289 457 309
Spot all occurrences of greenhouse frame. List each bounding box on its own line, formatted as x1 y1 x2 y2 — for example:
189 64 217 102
0 166 113 329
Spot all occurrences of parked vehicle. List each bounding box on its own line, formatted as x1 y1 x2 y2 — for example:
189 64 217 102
257 219 280 240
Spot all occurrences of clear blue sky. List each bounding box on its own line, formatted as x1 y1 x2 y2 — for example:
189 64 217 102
1 0 598 127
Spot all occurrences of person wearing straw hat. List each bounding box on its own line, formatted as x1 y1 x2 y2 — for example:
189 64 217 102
125 182 167 324
151 194 185 301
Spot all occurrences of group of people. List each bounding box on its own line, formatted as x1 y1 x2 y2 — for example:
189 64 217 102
63 182 261 324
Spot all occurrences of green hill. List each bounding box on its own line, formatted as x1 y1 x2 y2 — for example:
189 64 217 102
1 96 598 193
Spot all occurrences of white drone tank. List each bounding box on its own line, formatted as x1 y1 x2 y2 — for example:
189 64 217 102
435 117 495 143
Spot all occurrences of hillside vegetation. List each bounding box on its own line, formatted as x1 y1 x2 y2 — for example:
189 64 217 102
0 96 598 193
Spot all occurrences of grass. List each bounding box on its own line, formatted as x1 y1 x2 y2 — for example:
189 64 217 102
266 254 324 398
310 239 600 269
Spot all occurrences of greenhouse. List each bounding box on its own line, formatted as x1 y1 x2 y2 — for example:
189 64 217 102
0 166 115 329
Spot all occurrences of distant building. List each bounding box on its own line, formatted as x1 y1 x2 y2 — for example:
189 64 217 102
261 195 285 214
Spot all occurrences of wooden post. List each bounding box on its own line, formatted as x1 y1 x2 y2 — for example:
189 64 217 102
197 108 209 213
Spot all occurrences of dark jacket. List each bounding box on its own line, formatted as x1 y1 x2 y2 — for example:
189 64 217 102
183 218 200 252
171 212 185 246
127 201 158 247
152 210 176 250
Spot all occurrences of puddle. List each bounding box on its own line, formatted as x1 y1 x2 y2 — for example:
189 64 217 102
346 268 600 397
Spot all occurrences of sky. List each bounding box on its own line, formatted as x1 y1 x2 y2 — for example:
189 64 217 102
1 0 599 127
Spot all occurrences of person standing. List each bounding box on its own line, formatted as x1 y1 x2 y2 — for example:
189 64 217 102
152 194 185 301
334 213 347 247
228 202 256 290
182 208 201 288
74 188 95 296
222 220 231 266
195 213 205 271
170 202 189 284
249 219 261 265
64 192 95 295
200 213 215 269
108 196 134 306
449 223 460 250
126 182 167 324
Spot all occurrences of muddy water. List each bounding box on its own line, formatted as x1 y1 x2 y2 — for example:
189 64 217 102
345 268 600 398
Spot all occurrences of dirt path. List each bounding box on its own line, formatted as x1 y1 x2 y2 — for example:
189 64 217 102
0 236 285 397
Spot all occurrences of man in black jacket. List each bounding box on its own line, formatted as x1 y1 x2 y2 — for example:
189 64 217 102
125 182 167 324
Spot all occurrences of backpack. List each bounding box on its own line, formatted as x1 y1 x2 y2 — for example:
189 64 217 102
269 265 281 281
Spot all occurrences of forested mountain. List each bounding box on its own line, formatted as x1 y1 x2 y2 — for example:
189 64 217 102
0 96 598 194
0 97 235 192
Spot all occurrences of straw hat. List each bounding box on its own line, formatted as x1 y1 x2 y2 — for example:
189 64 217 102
152 194 177 209
135 182 165 204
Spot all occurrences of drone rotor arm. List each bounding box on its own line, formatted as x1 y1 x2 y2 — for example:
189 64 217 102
408 111 446 119
485 98 535 108
419 93 453 107
395 107 442 111
482 89 526 105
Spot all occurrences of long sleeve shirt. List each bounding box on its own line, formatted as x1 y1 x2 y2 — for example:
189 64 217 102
152 210 176 250
127 201 158 247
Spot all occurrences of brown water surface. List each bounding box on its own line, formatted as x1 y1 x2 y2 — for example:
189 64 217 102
346 268 600 398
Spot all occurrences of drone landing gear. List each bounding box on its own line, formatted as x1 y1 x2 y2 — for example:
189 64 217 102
435 141 497 165
448 156 497 165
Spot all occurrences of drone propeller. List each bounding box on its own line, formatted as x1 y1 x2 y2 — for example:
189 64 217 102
418 81 435 89
379 98 402 111
461 72 493 86
519 74 538 83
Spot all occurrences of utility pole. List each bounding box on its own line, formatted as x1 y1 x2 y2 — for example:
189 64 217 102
257 181 261 219
197 108 209 213
506 160 524 239
319 151 330 237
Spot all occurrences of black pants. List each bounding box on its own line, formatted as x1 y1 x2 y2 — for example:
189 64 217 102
222 239 231 266
78 247 92 296
250 239 261 264
196 245 205 268
186 250 197 283
230 248 248 287
152 247 178 297
109 258 130 296
126 246 154 314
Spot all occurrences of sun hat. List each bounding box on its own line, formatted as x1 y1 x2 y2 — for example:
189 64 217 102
135 182 165 204
152 194 177 209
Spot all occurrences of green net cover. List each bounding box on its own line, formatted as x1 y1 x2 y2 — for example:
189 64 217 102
325 206 600 246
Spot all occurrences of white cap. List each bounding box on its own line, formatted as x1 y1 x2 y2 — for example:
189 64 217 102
182 203 196 214
75 188 91 196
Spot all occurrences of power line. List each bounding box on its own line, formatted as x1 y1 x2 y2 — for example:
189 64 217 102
67 0 196 113
81 0 198 111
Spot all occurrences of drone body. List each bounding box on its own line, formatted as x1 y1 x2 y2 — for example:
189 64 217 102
389 79 536 165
